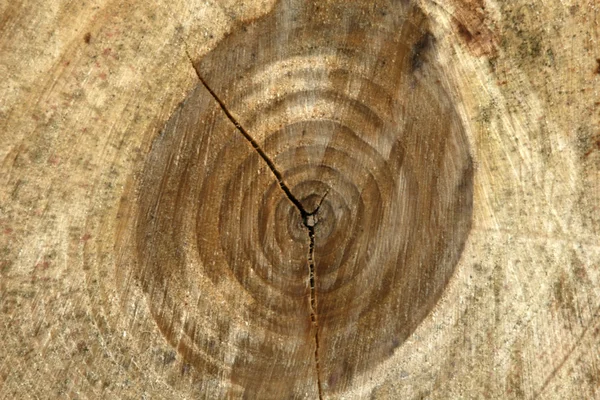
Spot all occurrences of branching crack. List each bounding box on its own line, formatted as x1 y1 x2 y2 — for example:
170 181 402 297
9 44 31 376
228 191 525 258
185 51 325 399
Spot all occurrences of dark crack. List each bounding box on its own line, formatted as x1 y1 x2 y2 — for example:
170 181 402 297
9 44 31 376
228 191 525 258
306 190 328 400
186 51 325 399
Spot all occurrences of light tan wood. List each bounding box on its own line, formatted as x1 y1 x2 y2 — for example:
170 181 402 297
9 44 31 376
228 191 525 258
1 0 599 399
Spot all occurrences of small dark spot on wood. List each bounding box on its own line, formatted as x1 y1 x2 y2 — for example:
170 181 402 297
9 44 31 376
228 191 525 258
328 370 340 389
569 5 580 16
411 31 434 71
77 341 89 353
457 22 473 43
388 337 400 355
595 59 600 75
163 350 176 365
583 133 600 158
180 362 190 375
84 32 91 44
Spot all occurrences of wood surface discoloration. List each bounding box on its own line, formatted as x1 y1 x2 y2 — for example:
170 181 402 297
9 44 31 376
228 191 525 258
116 1 472 396
1 0 599 398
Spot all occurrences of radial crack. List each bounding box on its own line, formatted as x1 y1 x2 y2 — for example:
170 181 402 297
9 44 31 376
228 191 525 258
307 222 324 399
186 52 324 399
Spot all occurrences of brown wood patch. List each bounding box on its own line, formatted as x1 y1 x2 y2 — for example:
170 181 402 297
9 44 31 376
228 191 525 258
119 0 473 397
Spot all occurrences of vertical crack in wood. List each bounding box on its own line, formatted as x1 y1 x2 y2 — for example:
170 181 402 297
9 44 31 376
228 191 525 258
186 53 324 399
307 225 324 399
306 190 328 400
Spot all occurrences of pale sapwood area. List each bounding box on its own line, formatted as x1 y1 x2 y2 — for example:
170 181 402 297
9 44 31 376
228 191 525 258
1 0 599 399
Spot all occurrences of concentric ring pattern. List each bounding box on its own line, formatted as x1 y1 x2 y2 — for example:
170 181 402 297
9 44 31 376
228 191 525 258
131 0 473 397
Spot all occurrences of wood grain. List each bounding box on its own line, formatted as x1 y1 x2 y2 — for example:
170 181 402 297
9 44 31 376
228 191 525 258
107 1 473 397
1 0 599 398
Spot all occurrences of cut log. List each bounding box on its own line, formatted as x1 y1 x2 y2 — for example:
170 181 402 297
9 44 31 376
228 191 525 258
121 2 472 397
1 0 599 398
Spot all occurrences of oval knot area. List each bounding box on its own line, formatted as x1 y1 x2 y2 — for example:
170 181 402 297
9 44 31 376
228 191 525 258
127 0 473 397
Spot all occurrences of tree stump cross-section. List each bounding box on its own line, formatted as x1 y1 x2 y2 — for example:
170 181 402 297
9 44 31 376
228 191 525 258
117 0 473 397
